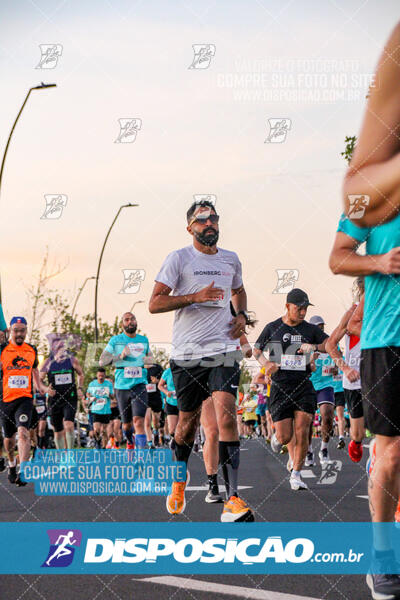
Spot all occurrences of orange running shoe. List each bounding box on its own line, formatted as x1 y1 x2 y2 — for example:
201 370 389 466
395 499 400 524
221 496 254 522
126 442 135 450
166 471 190 515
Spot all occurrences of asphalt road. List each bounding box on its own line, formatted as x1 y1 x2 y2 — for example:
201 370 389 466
0 437 372 600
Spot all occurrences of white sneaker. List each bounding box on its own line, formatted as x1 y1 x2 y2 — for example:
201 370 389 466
270 433 282 454
304 451 315 467
319 448 331 465
290 473 308 491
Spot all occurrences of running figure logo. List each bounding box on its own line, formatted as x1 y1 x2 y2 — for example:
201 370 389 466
119 269 146 294
115 119 142 143
347 194 370 219
42 529 82 567
41 195 68 220
188 44 216 69
272 269 299 294
36 44 63 69
265 119 292 143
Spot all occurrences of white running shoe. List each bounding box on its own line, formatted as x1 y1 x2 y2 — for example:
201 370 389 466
290 472 308 491
304 451 315 467
270 433 282 454
319 448 331 465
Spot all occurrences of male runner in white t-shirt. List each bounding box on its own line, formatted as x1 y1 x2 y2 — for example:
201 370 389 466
149 199 254 522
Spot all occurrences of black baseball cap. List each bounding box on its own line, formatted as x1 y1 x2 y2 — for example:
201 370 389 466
286 288 314 307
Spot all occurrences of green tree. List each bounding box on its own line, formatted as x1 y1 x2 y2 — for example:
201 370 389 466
341 135 356 164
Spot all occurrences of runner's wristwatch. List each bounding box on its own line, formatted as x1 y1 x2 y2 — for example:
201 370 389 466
238 310 251 325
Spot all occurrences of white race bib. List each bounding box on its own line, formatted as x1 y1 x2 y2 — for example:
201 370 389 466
280 354 306 371
332 373 342 381
8 375 29 389
54 373 72 385
146 383 156 393
36 404 46 414
201 287 230 308
322 366 334 376
124 366 142 379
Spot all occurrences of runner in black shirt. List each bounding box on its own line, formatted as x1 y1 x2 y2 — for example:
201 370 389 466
253 288 328 491
145 362 164 447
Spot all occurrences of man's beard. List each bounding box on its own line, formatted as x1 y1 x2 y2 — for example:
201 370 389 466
194 227 219 247
124 325 137 334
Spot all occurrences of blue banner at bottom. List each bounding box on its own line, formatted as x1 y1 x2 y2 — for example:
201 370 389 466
0 522 399 574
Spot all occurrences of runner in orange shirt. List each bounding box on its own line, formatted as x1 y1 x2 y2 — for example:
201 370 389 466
0 317 45 485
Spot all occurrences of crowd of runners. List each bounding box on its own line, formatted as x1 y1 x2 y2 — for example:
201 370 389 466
1 20 400 599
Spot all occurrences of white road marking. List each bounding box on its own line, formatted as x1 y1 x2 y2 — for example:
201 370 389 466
186 485 252 491
300 470 316 479
132 576 322 599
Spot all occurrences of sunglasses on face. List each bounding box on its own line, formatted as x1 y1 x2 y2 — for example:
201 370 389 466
190 213 220 226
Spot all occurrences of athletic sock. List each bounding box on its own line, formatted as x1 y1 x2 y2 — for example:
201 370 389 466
135 434 147 449
219 441 240 498
321 441 329 451
292 470 301 478
207 474 218 489
125 428 134 443
65 431 75 449
8 458 16 467
174 441 193 465
55 436 65 449
307 443 313 453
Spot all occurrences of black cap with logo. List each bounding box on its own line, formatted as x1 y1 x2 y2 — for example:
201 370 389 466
286 288 314 307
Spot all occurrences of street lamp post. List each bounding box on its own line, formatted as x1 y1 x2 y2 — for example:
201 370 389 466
0 82 56 303
129 299 144 313
94 203 138 343
71 276 96 320
0 83 57 196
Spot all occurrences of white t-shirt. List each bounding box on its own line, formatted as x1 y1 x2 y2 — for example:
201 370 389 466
343 333 361 390
155 245 243 360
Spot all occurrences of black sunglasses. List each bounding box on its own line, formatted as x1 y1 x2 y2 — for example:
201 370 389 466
190 214 220 226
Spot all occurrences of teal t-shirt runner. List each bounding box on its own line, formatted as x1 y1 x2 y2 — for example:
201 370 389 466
161 367 177 406
310 352 335 391
87 379 113 414
104 333 149 389
0 304 6 331
337 213 400 350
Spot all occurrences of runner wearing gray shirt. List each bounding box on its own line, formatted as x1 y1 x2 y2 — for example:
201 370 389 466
149 199 254 522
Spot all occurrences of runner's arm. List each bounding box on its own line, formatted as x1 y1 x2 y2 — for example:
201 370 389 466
253 347 279 375
32 368 46 395
72 358 85 392
149 281 224 313
158 378 171 396
347 295 364 337
329 232 385 276
343 23 400 226
99 349 124 366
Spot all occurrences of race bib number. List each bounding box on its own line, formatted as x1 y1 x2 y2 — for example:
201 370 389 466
36 404 46 414
146 383 156 393
322 366 334 376
280 354 306 371
124 366 142 379
332 373 342 381
54 373 72 385
8 375 29 389
202 287 230 308
171 391 177 399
